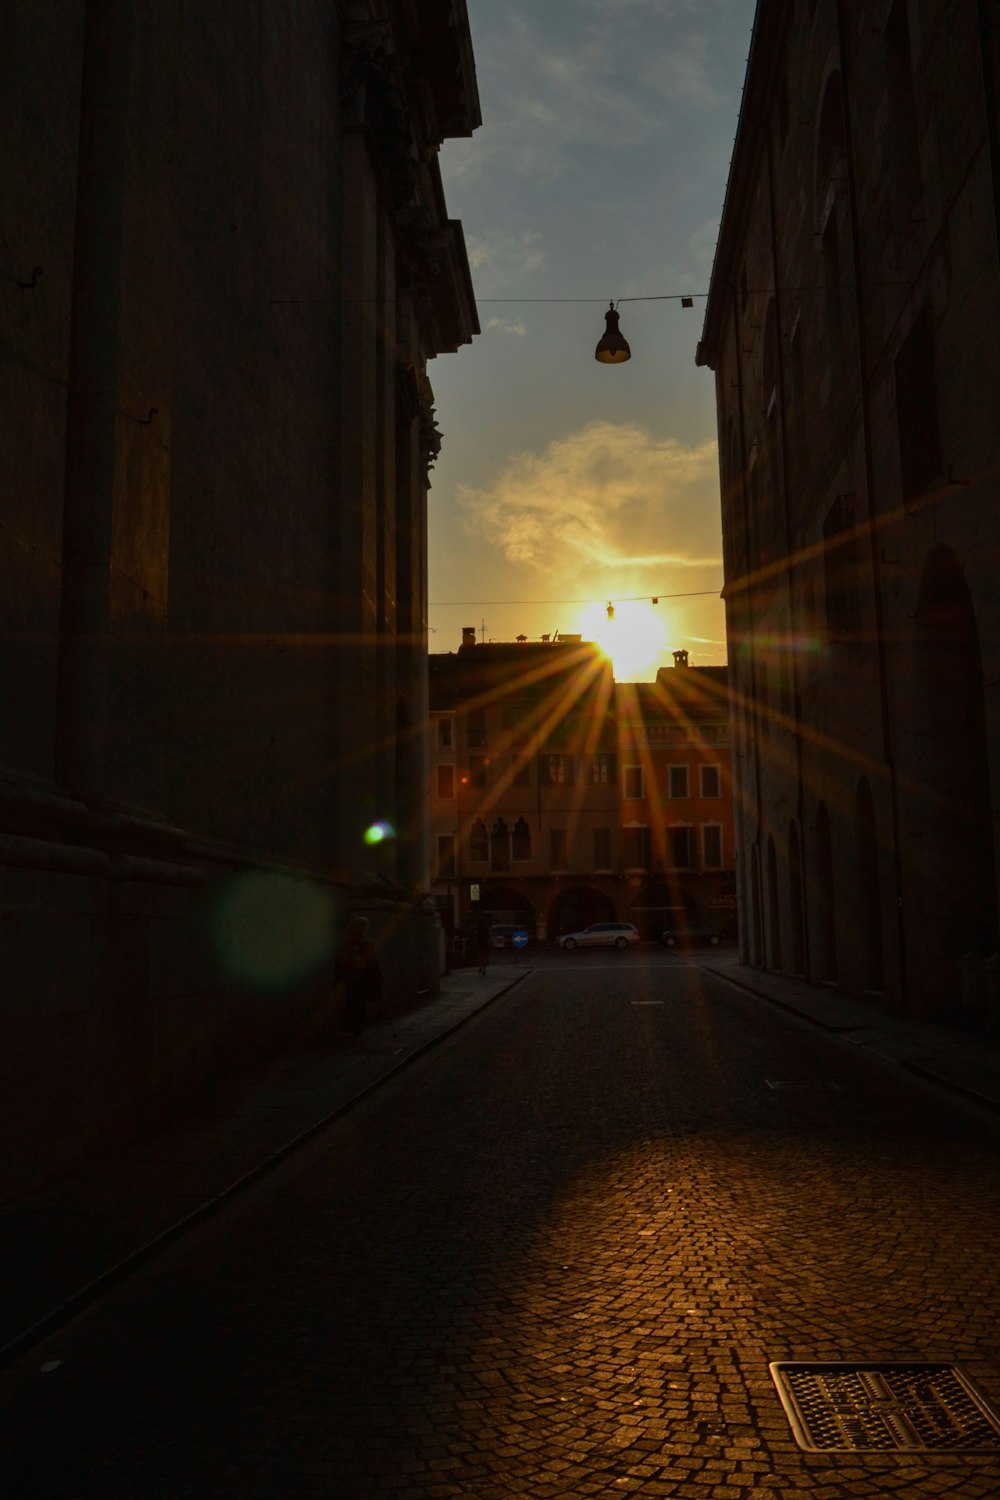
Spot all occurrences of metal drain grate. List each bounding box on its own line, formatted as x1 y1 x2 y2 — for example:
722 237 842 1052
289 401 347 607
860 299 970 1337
769 1362 1000 1453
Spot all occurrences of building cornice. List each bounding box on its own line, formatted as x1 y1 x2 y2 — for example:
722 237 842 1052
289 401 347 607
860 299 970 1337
696 0 787 370
342 5 480 354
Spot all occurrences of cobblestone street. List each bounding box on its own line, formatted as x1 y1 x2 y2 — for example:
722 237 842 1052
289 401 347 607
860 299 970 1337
5 957 1000 1498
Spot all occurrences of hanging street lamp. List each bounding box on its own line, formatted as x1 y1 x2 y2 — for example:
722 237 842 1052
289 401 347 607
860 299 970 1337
594 301 631 364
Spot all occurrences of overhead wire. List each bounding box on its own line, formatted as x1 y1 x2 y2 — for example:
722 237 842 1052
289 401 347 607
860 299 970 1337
430 589 721 606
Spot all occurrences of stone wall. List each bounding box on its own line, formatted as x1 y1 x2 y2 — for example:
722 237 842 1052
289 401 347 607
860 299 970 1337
698 0 1000 1020
0 0 477 1201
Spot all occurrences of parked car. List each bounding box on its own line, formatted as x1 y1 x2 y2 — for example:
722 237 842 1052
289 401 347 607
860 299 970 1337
489 923 531 949
660 919 721 947
559 922 640 950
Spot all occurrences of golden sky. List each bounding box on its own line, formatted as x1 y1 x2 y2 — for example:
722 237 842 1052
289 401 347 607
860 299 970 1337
428 0 754 679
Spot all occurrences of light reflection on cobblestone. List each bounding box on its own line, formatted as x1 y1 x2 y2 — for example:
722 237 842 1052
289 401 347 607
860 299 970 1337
4 963 1000 1497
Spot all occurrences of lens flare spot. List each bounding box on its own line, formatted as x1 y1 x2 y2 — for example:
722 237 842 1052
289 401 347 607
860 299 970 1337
364 821 395 845
211 871 337 989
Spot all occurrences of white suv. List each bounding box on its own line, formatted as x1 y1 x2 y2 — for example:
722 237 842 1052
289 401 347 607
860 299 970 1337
559 922 640 950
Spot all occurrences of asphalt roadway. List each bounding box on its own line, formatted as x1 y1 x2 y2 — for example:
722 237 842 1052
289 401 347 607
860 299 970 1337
3 949 1000 1498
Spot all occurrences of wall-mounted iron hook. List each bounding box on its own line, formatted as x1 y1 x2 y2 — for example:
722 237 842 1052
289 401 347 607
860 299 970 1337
19 266 43 291
139 406 158 425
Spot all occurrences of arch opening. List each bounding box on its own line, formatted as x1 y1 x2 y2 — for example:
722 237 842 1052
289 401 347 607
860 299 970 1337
813 802 837 981
854 777 885 993
788 819 806 976
766 835 782 970
548 886 615 938
912 546 998 1003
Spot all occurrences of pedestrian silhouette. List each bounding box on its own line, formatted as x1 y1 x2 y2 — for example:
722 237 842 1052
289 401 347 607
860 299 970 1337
474 915 490 975
334 916 383 1037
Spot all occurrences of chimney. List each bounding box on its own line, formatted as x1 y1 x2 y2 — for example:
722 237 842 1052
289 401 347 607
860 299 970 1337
462 626 477 648
673 649 689 668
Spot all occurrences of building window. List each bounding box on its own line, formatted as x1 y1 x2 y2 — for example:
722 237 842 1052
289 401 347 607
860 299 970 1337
623 765 644 799
702 824 723 869
544 754 574 786
591 752 617 783
776 66 789 147
762 297 779 429
469 820 488 862
623 826 651 870
668 825 696 868
700 765 721 799
758 663 771 738
468 755 487 789
513 756 531 787
823 494 863 642
788 319 809 488
512 817 531 861
436 764 455 799
550 827 568 869
895 307 941 506
816 72 846 220
467 709 486 748
503 704 530 748
822 211 842 336
437 835 455 878
437 718 452 749
593 827 612 869
885 0 922 221
669 765 689 799
491 818 510 872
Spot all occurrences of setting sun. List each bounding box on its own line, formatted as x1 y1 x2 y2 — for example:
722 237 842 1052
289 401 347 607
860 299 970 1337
576 599 669 682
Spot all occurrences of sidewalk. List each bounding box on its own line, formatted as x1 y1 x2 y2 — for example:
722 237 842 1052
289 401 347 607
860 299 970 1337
699 948 1000 1114
0 962 529 1365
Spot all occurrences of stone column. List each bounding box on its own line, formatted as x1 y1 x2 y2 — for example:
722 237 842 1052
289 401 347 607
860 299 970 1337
336 124 381 868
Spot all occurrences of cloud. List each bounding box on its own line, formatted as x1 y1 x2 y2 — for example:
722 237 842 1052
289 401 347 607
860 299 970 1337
689 218 720 268
588 0 747 15
465 229 546 296
640 32 723 108
442 4 750 213
485 316 529 336
456 420 722 585
445 15 668 189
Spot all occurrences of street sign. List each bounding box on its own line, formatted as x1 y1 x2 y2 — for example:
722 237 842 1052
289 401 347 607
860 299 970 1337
511 929 529 949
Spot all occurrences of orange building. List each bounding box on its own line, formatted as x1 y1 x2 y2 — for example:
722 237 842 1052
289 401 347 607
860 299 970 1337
428 636 736 943
614 655 735 939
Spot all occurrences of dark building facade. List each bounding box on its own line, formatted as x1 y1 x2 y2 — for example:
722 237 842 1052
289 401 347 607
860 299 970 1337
0 0 479 1199
697 1 1000 1019
429 635 735 942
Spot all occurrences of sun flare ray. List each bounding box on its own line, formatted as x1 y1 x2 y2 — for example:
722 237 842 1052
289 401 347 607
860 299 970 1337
576 599 669 682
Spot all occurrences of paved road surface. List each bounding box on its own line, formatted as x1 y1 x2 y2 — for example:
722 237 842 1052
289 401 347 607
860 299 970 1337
4 957 1000 1497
